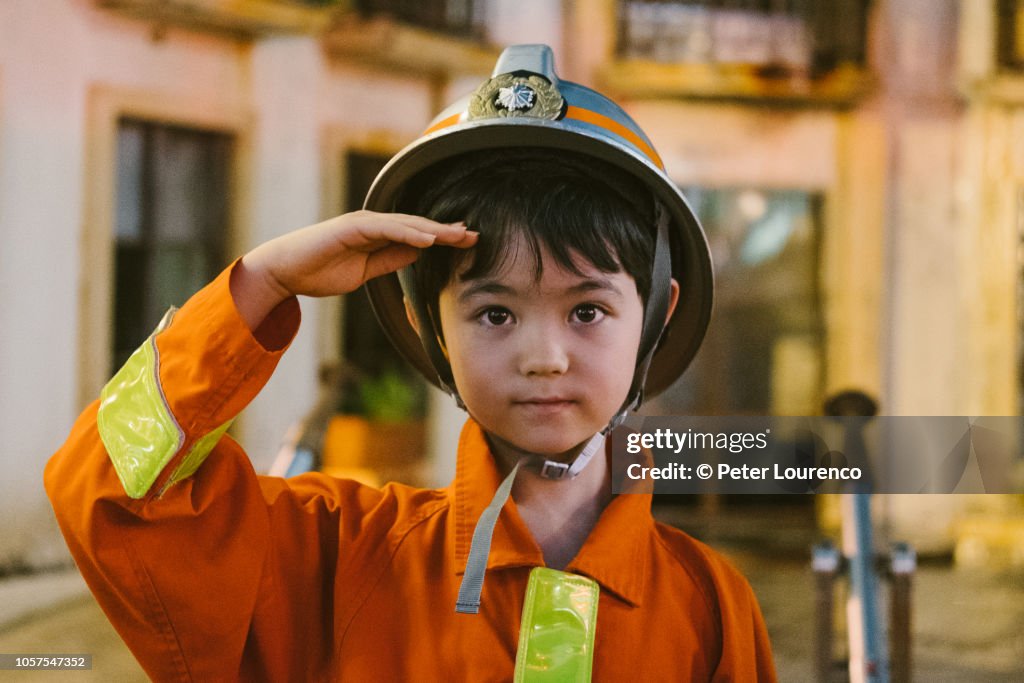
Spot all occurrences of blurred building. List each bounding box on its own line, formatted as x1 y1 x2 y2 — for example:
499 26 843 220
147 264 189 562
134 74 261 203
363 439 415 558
0 0 1022 573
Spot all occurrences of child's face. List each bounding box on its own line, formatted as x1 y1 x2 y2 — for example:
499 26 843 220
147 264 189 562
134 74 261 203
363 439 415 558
438 239 644 460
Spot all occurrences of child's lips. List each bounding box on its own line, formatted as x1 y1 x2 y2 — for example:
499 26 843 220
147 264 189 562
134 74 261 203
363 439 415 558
513 397 577 412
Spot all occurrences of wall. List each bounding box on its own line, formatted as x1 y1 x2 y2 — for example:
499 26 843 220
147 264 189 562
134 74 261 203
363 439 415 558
0 0 438 568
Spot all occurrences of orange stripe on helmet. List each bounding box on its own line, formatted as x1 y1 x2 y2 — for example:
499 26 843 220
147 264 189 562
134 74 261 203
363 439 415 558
423 113 464 136
564 106 664 170
420 106 665 170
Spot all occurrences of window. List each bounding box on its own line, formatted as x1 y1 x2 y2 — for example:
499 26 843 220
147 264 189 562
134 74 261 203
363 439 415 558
651 187 825 416
998 0 1024 71
353 0 484 37
617 0 870 76
112 119 232 369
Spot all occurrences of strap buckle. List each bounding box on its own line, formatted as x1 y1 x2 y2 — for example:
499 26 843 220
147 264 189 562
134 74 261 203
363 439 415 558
539 460 570 479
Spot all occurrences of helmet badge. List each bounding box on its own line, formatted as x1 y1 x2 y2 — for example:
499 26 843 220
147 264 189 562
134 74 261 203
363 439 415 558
468 73 566 121
497 82 535 111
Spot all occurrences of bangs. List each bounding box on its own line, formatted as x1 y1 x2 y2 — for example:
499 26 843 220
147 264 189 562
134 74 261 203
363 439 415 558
400 149 656 310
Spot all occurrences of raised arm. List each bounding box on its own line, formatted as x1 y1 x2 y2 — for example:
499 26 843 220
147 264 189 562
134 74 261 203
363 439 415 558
45 212 475 680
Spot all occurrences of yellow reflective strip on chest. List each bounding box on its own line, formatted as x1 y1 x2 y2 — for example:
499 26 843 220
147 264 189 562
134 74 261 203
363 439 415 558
514 567 599 683
97 335 184 499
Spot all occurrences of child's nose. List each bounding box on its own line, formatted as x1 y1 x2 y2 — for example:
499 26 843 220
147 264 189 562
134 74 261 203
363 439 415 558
517 325 569 377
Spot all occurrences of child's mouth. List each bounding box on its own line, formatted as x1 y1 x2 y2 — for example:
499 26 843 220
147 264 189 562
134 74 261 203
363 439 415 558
514 397 576 413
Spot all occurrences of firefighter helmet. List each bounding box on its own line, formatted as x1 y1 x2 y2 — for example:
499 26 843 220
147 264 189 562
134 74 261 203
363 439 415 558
364 44 712 405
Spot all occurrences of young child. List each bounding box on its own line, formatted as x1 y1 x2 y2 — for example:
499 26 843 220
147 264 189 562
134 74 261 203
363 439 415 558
46 45 776 681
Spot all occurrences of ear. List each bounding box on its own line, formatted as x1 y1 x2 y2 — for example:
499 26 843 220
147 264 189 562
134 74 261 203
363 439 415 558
403 297 420 335
665 278 680 326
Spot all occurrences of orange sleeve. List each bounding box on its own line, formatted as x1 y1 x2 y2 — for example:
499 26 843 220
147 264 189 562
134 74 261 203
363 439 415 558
44 263 347 681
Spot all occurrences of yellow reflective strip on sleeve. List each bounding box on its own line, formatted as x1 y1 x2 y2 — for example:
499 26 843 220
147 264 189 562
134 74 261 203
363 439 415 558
97 336 184 499
155 306 178 333
168 419 233 486
514 568 599 682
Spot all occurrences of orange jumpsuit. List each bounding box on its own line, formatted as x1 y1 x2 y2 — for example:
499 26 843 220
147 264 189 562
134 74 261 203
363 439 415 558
45 265 777 682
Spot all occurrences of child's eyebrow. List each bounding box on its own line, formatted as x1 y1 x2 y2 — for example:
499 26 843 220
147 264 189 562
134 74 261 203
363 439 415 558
457 280 515 303
457 276 623 303
567 277 623 297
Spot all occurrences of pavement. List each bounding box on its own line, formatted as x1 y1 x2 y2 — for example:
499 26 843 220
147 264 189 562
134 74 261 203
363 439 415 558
0 578 146 682
0 569 91 634
1 507 1022 682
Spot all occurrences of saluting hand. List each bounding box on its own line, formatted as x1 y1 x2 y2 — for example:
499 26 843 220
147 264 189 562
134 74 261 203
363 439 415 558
231 210 477 331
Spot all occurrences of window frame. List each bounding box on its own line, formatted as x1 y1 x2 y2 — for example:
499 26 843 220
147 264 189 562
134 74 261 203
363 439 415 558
662 186 828 416
110 117 235 371
78 85 252 410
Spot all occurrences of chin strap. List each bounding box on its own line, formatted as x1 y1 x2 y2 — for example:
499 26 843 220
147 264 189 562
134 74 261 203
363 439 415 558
629 203 672 409
531 427 608 481
455 457 527 614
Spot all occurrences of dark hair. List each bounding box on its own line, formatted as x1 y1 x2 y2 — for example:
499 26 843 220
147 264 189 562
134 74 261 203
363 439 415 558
398 148 657 324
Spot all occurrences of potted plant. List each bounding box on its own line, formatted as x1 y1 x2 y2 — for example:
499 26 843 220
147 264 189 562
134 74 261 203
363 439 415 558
322 366 428 480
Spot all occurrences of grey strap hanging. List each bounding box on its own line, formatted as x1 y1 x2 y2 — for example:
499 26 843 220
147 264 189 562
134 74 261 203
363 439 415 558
455 459 524 614
455 432 607 614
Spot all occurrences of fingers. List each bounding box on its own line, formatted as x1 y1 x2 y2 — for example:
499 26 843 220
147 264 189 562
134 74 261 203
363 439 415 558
361 229 478 282
443 230 479 249
384 214 479 248
363 244 422 281
346 211 478 251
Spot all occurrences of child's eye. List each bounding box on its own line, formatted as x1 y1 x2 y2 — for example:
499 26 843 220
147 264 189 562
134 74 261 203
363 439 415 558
479 307 513 326
571 304 606 324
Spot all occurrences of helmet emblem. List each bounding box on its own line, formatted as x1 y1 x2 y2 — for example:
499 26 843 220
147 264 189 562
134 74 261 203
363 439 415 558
496 83 535 111
468 73 566 121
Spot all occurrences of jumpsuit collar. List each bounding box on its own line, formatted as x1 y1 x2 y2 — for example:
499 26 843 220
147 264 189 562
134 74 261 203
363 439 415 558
449 418 654 607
